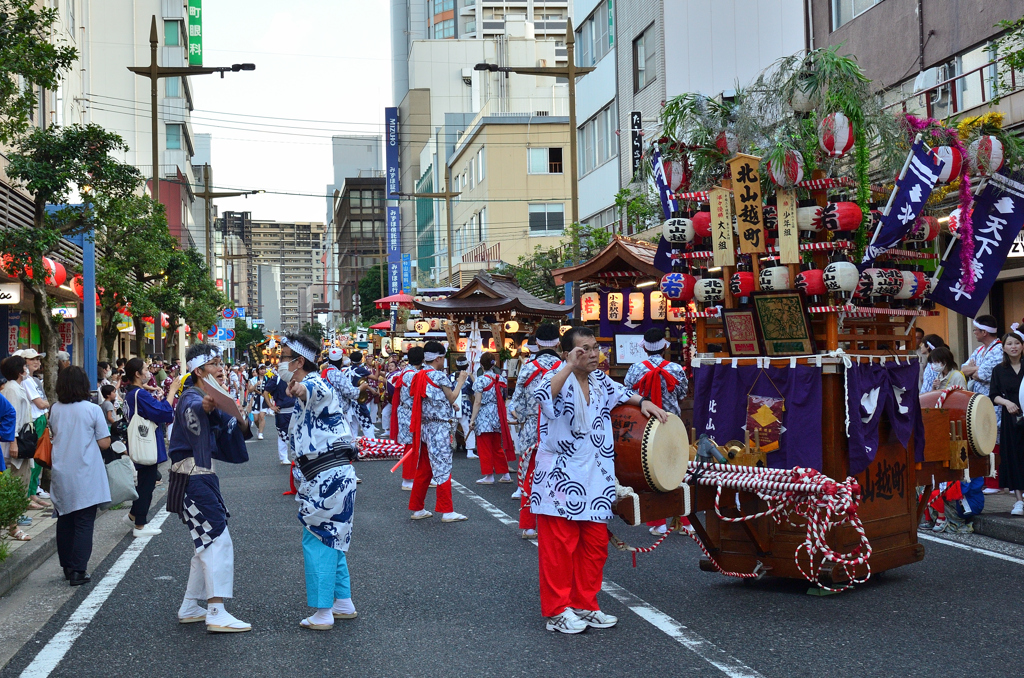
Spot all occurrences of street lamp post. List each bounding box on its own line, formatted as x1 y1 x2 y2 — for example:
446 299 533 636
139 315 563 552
128 15 254 203
397 165 461 287
474 19 594 313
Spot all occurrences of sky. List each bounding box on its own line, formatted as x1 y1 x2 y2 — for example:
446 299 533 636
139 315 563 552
188 0 391 223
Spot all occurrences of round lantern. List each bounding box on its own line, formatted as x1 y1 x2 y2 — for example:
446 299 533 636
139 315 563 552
730 271 755 298
759 266 791 291
71 275 84 299
763 205 778 232
859 268 902 297
51 261 67 286
559 325 572 336
715 131 738 157
821 202 863 232
660 272 696 302
928 145 963 184
406 319 416 332
503 320 520 334
662 217 695 245
818 112 856 157
797 205 823 232
906 216 940 243
767 150 804 188
970 135 1005 176
895 271 928 300
694 278 724 303
823 262 859 294
795 268 827 296
691 210 712 239
414 320 430 334
428 317 441 331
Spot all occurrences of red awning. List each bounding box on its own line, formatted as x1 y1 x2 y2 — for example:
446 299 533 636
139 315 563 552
374 292 415 310
369 320 391 330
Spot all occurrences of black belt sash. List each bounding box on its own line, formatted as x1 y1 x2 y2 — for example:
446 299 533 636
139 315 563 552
297 443 355 482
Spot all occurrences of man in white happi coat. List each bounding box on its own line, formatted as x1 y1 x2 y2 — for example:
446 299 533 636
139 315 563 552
531 326 667 634
963 314 1004 431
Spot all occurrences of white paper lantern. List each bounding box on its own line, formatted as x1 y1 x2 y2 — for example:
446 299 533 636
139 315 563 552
581 291 601 322
504 320 520 334
758 266 791 291
415 320 430 334
694 278 725 303
607 292 623 321
649 291 666 320
628 292 645 321
662 218 695 244
797 205 823 231
894 271 928 300
822 262 859 293
406 319 417 332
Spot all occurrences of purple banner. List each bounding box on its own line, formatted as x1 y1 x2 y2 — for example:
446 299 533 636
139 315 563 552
844 359 925 476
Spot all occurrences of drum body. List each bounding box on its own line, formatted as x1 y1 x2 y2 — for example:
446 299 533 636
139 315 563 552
920 389 996 456
610 404 690 492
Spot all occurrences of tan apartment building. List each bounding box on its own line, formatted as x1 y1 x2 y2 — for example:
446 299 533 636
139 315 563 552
445 110 572 286
247 220 327 333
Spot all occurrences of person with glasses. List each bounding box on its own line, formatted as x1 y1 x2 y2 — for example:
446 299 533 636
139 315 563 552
531 326 668 634
280 334 362 631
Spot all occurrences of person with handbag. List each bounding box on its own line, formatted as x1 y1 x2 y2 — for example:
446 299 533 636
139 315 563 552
1 355 39 541
14 349 51 506
123 358 174 538
48 366 112 586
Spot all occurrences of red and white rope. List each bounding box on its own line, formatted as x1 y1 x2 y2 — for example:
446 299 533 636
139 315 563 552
796 177 857 190
807 304 858 314
356 437 406 460
875 248 939 260
846 306 938 317
671 190 709 201
932 385 965 408
609 517 764 578
596 270 645 278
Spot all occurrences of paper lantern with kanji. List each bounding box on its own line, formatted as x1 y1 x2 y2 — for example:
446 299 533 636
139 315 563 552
823 261 859 293
691 210 712 238
763 205 778 232
581 292 601 322
660 272 695 302
606 292 624 321
818 112 855 157
858 268 903 297
628 292 645 321
649 290 666 319
694 278 724 303
767 150 804 188
906 216 940 243
821 202 863 232
730 271 755 297
928 145 963 184
503 320 520 334
969 135 1005 176
795 268 826 296
759 266 791 291
895 271 928 299
662 217 695 244
796 205 823 232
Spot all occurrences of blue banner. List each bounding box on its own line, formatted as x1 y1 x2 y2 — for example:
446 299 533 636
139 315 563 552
385 107 400 197
387 206 401 294
402 253 411 290
929 172 1024 318
862 140 945 267
650 146 678 220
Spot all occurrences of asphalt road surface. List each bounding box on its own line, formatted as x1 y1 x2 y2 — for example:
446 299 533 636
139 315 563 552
3 430 1024 678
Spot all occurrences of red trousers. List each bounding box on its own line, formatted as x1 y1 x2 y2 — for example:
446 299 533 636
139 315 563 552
400 444 415 481
476 432 509 475
536 514 608 617
408 443 453 513
519 452 537 530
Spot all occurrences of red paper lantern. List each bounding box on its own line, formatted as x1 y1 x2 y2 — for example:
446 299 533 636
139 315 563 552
821 202 863 232
767 150 804 188
730 271 755 297
691 211 712 238
660 272 696 302
50 261 67 286
142 316 154 324
970 135 1005 176
928 145 963 184
161 313 170 329
818 112 855 157
795 268 826 296
71 275 84 299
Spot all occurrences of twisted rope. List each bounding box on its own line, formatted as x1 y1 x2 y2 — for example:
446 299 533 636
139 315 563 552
356 437 405 460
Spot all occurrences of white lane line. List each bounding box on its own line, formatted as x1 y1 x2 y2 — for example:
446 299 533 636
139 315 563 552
20 508 170 678
918 532 1024 566
451 480 764 678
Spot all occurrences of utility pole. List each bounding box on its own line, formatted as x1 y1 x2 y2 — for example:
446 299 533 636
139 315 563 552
128 15 254 203
193 164 261 274
398 166 460 287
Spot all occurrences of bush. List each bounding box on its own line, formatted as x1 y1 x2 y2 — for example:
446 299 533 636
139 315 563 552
0 470 31 532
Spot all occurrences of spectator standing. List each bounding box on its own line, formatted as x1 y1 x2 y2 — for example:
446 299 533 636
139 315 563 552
1 356 35 540
15 350 50 504
123 358 174 537
992 327 1024 515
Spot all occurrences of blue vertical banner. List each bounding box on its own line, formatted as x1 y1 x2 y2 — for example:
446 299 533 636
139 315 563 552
387 206 401 294
385 107 401 197
650 146 678 219
402 253 411 290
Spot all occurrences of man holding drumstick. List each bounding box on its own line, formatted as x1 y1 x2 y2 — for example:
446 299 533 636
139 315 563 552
531 326 668 634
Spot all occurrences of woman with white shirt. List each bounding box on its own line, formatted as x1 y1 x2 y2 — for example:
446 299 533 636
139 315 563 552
2 355 36 541
16 349 50 504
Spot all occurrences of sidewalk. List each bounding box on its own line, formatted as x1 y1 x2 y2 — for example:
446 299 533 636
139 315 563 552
972 490 1024 545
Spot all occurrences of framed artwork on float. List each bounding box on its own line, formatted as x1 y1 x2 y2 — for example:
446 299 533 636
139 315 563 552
751 291 816 356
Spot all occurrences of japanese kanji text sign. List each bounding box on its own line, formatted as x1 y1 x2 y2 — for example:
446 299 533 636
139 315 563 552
776 188 799 264
709 187 735 267
728 154 765 254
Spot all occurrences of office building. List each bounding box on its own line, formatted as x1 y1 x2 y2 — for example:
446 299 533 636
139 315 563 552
247 221 327 333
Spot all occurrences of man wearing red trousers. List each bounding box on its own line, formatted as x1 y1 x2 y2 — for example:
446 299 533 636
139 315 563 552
532 326 668 634
470 352 514 485
408 341 469 523
392 347 422 491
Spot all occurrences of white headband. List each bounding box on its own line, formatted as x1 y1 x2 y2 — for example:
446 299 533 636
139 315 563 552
1012 323 1024 344
424 351 445 362
281 337 317 363
536 338 560 348
187 347 220 372
524 343 537 353
643 338 668 352
973 319 998 334
925 341 936 350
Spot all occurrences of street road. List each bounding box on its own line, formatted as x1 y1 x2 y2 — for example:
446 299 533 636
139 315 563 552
3 431 1024 678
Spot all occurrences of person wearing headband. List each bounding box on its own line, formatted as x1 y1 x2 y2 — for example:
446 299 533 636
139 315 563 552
393 347 424 490
469 352 514 486
322 348 358 447
167 343 251 633
454 355 477 459
990 326 1024 516
264 349 299 469
963 314 1003 402
408 341 470 522
507 323 563 539
280 334 362 630
346 351 374 438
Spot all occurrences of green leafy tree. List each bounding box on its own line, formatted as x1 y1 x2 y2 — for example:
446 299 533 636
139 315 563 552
235 322 266 362
153 248 227 357
357 264 386 322
508 223 611 302
4 124 140 398
301 321 326 342
613 186 661 235
993 16 1024 103
0 0 77 144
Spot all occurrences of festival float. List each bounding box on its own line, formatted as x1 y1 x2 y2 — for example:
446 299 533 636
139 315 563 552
596 48 1024 591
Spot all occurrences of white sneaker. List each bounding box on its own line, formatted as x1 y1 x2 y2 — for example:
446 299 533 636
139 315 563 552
573 608 618 628
35 489 50 499
441 512 468 522
546 609 587 634
1012 501 1024 516
522 529 537 539
932 518 947 532
982 487 1000 494
280 460 291 465
511 488 523 499
257 433 264 440
411 510 433 520
133 526 162 537
467 451 478 459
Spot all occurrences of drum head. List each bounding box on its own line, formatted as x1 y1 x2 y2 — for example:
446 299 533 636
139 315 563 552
967 394 997 456
641 413 690 492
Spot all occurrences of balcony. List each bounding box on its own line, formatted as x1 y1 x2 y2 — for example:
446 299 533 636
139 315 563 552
883 55 1023 122
462 241 500 264
464 20 476 34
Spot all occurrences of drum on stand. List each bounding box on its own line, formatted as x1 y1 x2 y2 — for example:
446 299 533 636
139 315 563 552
611 404 691 493
920 388 997 457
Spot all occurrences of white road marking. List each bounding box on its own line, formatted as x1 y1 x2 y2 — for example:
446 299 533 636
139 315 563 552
918 532 1024 566
451 480 764 678
20 508 170 678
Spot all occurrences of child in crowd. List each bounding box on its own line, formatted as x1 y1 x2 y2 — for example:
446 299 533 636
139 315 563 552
100 384 118 427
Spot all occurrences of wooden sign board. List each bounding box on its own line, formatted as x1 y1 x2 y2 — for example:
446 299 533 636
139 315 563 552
776 188 799 265
709 187 735 267
727 153 765 254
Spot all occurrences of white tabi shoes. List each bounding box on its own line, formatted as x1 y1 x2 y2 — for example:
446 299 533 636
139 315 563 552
441 512 468 522
177 601 207 624
411 510 433 520
205 608 252 633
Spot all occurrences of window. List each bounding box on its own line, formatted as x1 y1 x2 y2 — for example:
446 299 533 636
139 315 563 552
433 18 455 38
166 123 182 150
165 76 180 97
478 207 486 241
577 102 617 176
831 0 882 30
576 0 613 67
469 158 475 189
164 20 182 46
633 24 656 92
529 204 565 235
476 147 485 182
528 147 563 174
433 0 454 13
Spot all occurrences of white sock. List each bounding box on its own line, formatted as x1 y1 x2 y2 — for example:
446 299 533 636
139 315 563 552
207 602 225 617
178 599 205 617
481 474 494 482
333 598 356 614
310 608 334 625
499 473 511 481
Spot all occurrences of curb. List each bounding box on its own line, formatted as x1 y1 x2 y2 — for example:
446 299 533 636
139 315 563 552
973 514 1024 546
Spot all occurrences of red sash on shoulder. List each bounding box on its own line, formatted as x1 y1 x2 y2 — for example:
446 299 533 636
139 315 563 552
524 359 562 441
484 373 515 459
389 368 413 441
633 359 678 409
409 369 438 469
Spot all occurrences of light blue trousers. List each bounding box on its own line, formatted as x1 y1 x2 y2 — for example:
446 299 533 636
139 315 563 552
302 529 351 608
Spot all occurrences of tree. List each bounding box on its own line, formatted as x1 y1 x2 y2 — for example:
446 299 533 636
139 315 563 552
357 264 386 322
507 223 612 302
0 0 77 144
993 16 1024 103
152 248 227 357
3 124 141 398
235 322 266 362
301 321 326 342
614 186 661 235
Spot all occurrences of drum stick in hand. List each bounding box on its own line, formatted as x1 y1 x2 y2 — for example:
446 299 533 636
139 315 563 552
390 445 416 473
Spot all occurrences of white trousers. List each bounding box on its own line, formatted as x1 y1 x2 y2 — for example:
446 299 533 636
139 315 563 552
184 527 234 601
381 404 392 434
460 415 476 450
277 435 289 463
